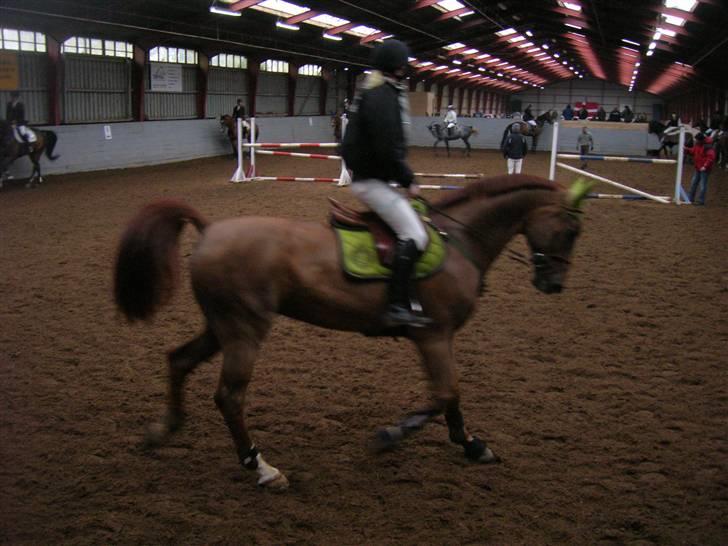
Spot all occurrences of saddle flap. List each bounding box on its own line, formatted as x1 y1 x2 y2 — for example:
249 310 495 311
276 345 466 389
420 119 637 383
328 198 396 265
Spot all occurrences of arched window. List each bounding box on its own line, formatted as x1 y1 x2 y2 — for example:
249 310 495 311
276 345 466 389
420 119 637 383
298 64 322 77
211 53 248 69
1 28 46 52
149 46 198 64
260 59 289 73
62 37 132 58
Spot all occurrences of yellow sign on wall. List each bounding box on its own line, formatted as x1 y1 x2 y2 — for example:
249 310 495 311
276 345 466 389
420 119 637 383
0 51 20 91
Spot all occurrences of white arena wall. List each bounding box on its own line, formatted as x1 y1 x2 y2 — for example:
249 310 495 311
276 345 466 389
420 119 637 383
8 116 662 178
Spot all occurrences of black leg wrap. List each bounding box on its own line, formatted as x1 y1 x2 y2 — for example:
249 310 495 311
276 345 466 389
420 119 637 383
242 445 259 470
463 436 486 461
446 410 466 444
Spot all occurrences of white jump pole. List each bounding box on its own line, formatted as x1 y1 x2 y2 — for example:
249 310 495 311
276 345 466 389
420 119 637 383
556 162 671 204
231 117 245 183
549 121 559 181
337 115 351 186
674 125 687 205
247 117 256 181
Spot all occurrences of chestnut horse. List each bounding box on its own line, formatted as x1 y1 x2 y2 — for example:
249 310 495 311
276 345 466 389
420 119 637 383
0 120 59 189
219 114 259 156
114 175 591 490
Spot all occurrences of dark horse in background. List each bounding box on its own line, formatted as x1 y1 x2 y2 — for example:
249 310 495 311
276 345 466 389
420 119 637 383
648 120 696 157
114 174 592 490
427 122 478 157
0 120 59 189
219 114 259 157
500 110 558 152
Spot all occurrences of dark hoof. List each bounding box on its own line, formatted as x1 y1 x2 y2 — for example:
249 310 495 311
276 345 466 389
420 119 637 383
370 427 404 452
142 415 183 449
464 436 501 464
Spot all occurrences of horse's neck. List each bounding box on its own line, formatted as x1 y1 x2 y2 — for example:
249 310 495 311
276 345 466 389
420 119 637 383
443 190 555 269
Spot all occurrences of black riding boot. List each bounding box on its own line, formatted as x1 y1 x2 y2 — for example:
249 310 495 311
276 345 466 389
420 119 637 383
383 239 432 328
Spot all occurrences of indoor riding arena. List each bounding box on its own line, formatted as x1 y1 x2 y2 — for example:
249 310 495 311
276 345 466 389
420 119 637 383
1 1 727 545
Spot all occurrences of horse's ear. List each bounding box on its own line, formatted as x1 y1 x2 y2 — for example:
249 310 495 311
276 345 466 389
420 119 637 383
567 178 594 209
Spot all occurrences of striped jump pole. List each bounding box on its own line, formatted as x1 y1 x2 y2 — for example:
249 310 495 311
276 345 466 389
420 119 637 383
556 162 671 204
256 150 341 160
414 172 483 179
587 193 672 201
244 142 339 148
254 176 341 183
557 154 677 165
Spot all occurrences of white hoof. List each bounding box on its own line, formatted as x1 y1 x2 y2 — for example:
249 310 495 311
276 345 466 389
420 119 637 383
258 471 289 490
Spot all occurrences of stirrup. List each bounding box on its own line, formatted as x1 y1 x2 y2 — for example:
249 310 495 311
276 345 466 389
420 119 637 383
382 304 432 328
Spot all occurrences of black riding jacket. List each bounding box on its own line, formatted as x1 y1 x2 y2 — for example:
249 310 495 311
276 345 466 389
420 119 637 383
232 104 245 120
6 101 26 125
341 71 414 187
502 133 528 159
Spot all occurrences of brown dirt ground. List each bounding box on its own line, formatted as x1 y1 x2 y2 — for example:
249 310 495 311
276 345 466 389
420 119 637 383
1 148 727 545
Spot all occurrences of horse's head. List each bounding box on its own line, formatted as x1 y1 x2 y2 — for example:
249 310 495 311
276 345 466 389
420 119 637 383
522 179 592 294
648 120 665 135
427 122 441 138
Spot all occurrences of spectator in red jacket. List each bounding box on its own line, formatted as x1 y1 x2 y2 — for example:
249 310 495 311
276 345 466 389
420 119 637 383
685 133 716 206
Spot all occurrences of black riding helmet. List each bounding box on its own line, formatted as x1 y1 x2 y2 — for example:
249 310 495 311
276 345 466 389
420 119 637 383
371 39 410 74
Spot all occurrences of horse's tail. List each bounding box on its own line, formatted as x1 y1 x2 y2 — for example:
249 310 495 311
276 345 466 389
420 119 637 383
43 130 59 160
114 200 208 322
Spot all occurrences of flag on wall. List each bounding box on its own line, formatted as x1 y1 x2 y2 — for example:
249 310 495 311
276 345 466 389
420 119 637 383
575 101 600 117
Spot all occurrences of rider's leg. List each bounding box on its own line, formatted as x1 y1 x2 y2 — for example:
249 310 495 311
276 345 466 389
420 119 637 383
350 180 431 327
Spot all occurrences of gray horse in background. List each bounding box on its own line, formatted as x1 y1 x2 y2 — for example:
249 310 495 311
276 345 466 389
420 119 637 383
427 122 478 157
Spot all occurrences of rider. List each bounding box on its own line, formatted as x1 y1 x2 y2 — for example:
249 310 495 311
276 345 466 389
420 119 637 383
5 91 35 151
443 104 458 137
522 104 534 122
341 39 431 328
232 98 246 121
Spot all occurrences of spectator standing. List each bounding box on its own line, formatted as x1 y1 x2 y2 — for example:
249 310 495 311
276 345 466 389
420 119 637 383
577 126 594 169
562 104 574 120
596 106 607 121
502 123 528 174
608 106 622 122
684 133 716 206
578 106 589 120
622 105 634 123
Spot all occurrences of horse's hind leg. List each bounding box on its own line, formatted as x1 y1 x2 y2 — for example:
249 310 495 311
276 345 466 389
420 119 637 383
377 334 499 463
215 335 288 489
145 328 220 447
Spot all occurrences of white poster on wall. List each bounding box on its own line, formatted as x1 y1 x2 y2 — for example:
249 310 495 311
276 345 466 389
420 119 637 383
150 63 183 92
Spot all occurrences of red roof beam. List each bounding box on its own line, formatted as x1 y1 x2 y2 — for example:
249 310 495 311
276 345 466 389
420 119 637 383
325 22 358 35
284 10 319 25
434 7 473 22
660 7 700 24
409 0 441 10
230 0 264 11
361 31 389 44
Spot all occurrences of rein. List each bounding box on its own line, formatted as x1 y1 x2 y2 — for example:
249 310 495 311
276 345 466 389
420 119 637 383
418 196 571 272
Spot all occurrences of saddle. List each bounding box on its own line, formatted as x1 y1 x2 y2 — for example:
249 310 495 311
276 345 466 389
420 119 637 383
328 198 446 281
329 198 397 265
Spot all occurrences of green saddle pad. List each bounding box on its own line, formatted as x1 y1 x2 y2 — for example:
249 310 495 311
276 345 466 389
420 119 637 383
334 223 446 280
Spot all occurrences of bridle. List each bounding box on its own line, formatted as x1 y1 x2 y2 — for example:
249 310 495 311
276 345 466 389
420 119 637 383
418 196 573 274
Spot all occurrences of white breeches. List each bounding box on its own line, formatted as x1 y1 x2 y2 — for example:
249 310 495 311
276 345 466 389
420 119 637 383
507 158 523 174
350 180 429 251
16 125 37 143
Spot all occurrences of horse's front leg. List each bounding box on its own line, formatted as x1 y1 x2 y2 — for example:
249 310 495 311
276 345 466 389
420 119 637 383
27 156 41 188
445 139 451 157
215 337 288 490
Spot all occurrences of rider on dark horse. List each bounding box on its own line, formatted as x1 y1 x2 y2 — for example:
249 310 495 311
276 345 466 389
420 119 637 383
5 91 35 153
342 39 431 328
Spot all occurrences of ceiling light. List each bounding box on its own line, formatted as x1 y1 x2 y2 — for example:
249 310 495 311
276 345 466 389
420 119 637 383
565 23 582 30
209 4 241 16
554 53 560 58
323 33 343 41
646 50 654 56
275 21 299 30
558 1 582 11
621 38 641 46
525 30 534 37
653 32 662 40
453 60 462 65
664 0 697 11
648 42 657 49
495 27 517 37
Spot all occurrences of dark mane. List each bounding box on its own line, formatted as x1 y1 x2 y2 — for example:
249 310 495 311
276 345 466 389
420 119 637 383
434 174 562 208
